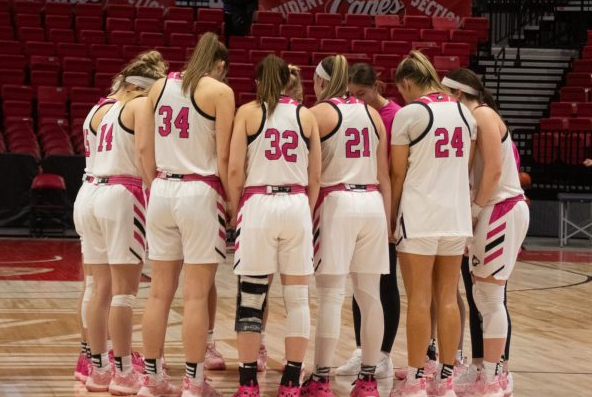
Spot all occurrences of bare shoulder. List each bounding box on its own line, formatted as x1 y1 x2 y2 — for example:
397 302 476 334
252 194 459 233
309 102 334 117
203 76 234 96
147 78 166 101
472 105 499 122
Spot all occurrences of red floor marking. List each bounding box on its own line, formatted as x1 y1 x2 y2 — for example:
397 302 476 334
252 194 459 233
0 239 150 281
519 249 592 263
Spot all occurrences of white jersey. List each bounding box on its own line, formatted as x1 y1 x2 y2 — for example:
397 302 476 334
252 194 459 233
154 72 218 176
392 93 477 238
245 98 309 187
320 97 380 187
82 98 116 175
93 101 142 177
471 115 524 205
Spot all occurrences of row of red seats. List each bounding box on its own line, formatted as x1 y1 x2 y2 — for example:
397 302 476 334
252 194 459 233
532 131 591 165
1 121 81 159
540 117 592 131
550 102 592 117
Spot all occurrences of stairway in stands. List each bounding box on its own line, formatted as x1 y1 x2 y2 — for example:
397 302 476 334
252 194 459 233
480 47 578 135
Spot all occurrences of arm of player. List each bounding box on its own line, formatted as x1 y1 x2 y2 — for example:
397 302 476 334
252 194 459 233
301 107 321 215
227 106 248 228
390 144 409 234
136 92 158 189
472 107 502 208
369 106 392 237
213 83 236 203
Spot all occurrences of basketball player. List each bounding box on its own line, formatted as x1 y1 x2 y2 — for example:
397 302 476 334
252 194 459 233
256 63 305 372
227 54 321 397
83 51 167 395
137 33 233 397
389 51 476 397
300 55 390 397
442 69 529 397
336 62 401 379
73 92 116 384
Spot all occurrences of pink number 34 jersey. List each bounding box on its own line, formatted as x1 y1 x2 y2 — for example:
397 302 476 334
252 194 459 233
153 72 218 176
245 97 310 187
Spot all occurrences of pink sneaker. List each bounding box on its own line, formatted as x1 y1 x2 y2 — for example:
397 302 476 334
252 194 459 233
300 377 334 397
182 377 223 397
389 378 427 397
232 382 260 397
132 350 145 373
257 345 267 372
395 357 438 381
109 370 143 395
350 377 379 397
429 377 456 397
85 368 112 392
204 342 226 370
394 368 408 381
74 352 91 384
499 372 513 397
453 365 479 396
137 374 182 397
469 377 503 397
278 382 300 397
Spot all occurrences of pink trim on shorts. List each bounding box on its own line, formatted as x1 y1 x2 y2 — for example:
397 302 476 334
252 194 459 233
484 248 504 265
134 231 145 249
239 185 307 211
99 175 145 207
156 171 225 198
486 222 506 240
489 195 525 225
216 202 225 214
315 184 379 210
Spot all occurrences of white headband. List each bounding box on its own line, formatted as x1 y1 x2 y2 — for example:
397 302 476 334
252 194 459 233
315 62 331 81
441 77 479 96
125 76 157 89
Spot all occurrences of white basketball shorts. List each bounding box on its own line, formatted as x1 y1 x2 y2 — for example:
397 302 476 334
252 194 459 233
73 180 97 242
82 180 146 265
396 236 467 256
468 198 529 280
233 193 313 276
146 178 227 264
314 190 389 275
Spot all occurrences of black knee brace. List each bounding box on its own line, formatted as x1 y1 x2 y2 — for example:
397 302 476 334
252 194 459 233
235 275 269 333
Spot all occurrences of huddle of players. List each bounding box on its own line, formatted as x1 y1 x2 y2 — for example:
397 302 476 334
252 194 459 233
72 31 529 397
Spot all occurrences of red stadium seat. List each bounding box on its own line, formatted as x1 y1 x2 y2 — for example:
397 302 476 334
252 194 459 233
106 18 131 33
170 33 195 48
561 87 590 102
62 71 92 87
280 51 309 65
364 27 390 40
0 26 13 40
164 20 190 36
95 58 124 74
352 40 380 55
532 131 558 164
375 15 400 27
0 40 21 55
105 4 134 19
391 28 420 42
287 12 313 26
136 6 163 21
0 69 25 85
433 55 461 71
30 56 61 73
2 100 31 118
18 27 45 41
229 36 257 49
290 38 318 52
0 12 9 26
320 39 349 53
25 41 56 57
382 41 412 56
257 11 283 25
135 18 162 33
44 2 72 16
560 132 590 165
307 25 334 39
373 54 403 69
573 59 592 72
165 6 194 22
251 23 278 37
228 49 248 63
94 73 114 91
0 55 27 70
576 102 592 117
450 30 478 53
315 13 342 26
139 32 165 47
260 36 288 51
38 86 68 103
462 17 489 42
109 31 136 45
78 30 106 45
566 72 592 87
540 117 568 130
403 15 431 29
49 29 75 43
155 46 184 62
249 50 275 64
62 56 93 74
442 42 469 65
16 14 41 28
568 117 592 131
238 92 256 106
420 29 450 44
311 52 333 64
121 45 150 61
57 43 88 58
14 0 43 14
335 26 362 40
1 85 33 102
345 53 371 64
89 44 120 59
75 16 102 31
46 15 71 30
197 8 223 23
227 77 255 93
227 63 255 79
345 14 373 27
280 24 306 38
432 17 457 30
31 70 59 86
194 21 220 36
75 3 103 17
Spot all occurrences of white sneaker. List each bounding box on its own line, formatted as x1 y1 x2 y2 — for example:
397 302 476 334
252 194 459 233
500 371 513 397
335 348 361 376
375 352 394 379
454 364 479 396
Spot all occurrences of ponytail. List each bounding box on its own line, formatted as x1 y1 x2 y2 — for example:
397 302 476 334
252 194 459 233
394 50 446 93
285 64 303 102
256 54 290 114
112 50 168 100
316 54 349 103
444 68 499 112
183 32 228 96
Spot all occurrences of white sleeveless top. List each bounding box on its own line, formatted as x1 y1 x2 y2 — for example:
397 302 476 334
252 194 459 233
154 72 218 176
93 101 142 178
471 111 524 205
82 98 116 176
392 93 476 238
320 97 380 187
245 97 309 187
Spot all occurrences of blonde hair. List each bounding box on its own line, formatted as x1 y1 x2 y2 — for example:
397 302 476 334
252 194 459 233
256 54 290 114
285 64 303 102
316 54 349 103
182 32 228 96
394 50 446 93
110 50 168 100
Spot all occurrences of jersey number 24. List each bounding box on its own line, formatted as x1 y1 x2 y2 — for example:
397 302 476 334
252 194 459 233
435 127 464 158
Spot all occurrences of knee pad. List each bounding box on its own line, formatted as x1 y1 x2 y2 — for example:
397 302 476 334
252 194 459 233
473 282 507 339
111 294 136 308
282 285 310 338
315 287 345 339
81 276 93 328
235 275 269 333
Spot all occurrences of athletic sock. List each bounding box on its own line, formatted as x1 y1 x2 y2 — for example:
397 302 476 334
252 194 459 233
107 340 113 352
144 358 162 376
115 355 132 374
312 365 331 381
427 339 437 361
281 361 302 386
91 352 110 372
456 349 463 364
239 361 258 386
260 331 266 346
440 364 454 380
359 364 377 381
406 367 424 384
482 361 499 383
185 362 204 383
207 330 214 345
81 342 88 356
